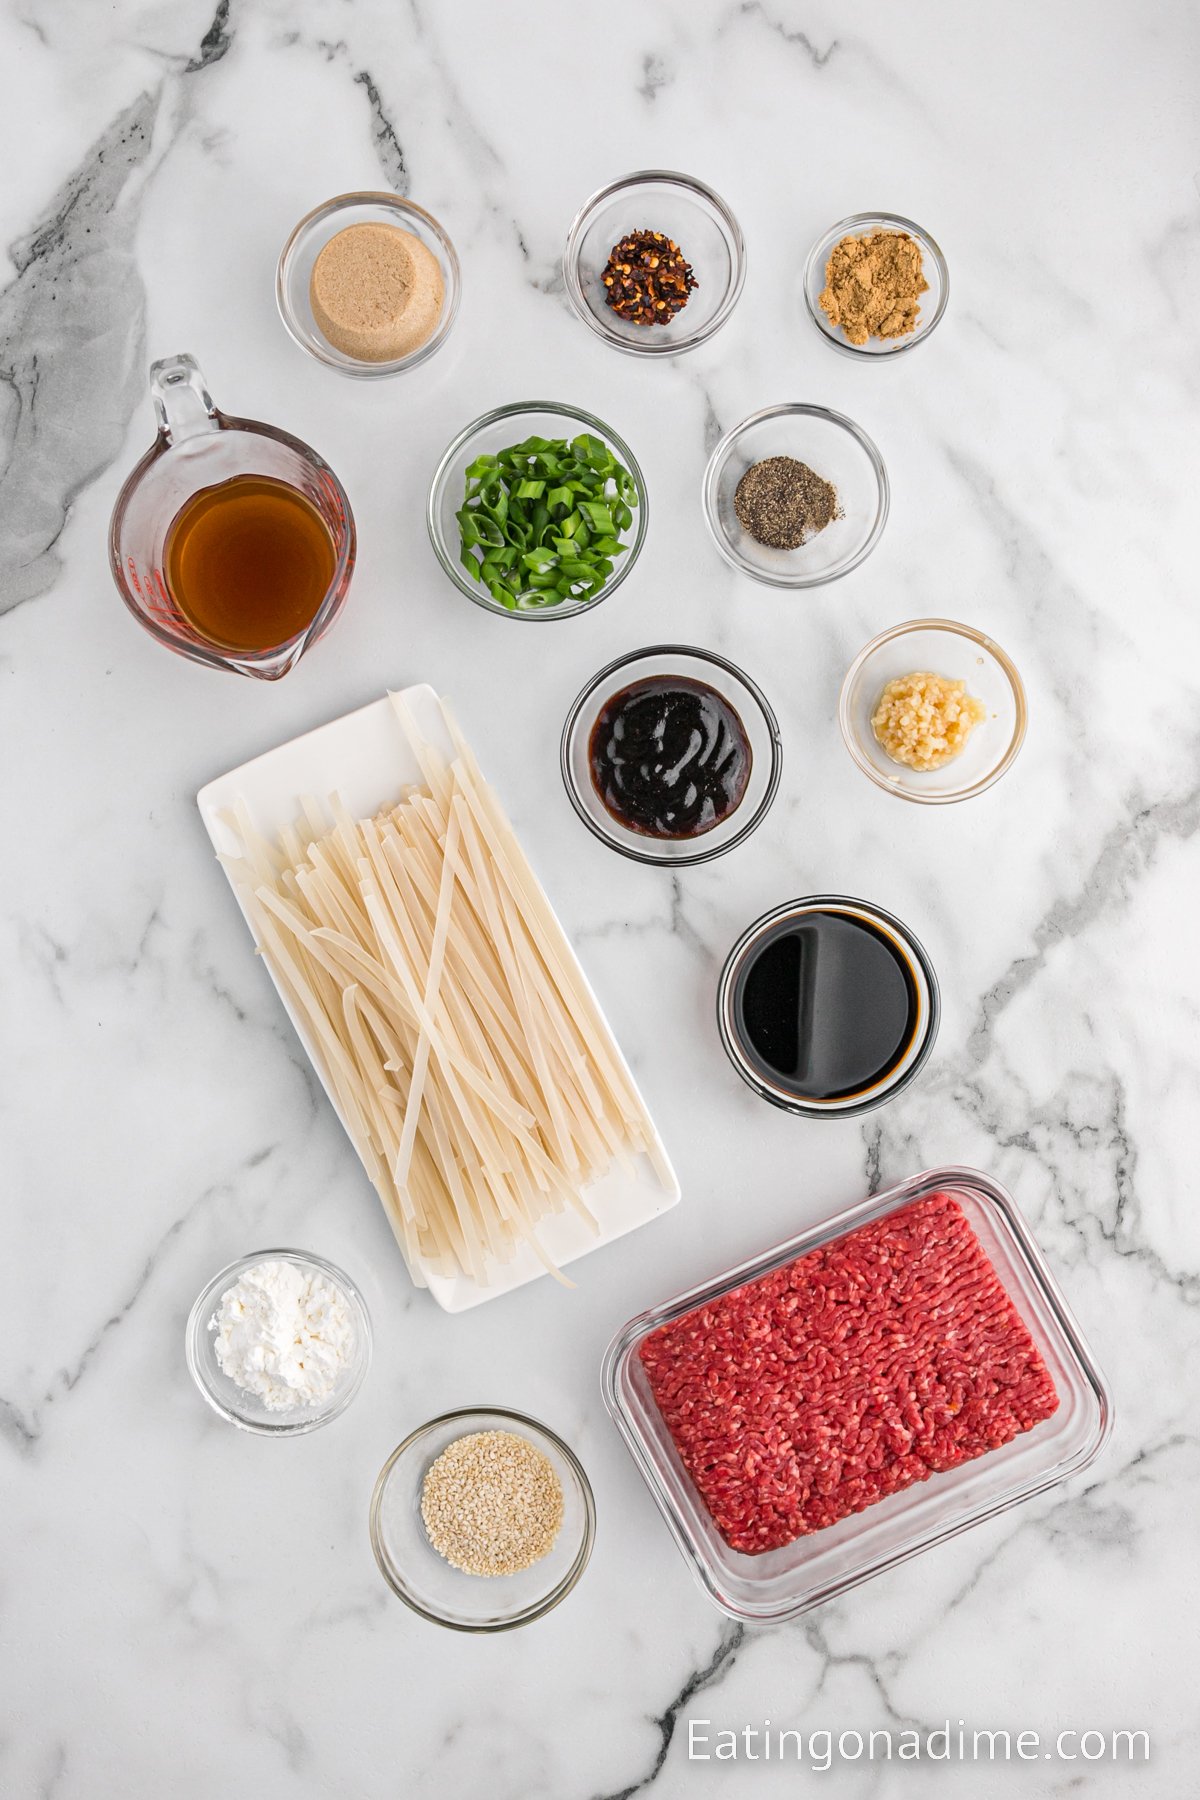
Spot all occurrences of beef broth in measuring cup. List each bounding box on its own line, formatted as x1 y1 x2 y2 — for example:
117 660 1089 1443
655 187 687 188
108 354 355 679
163 475 337 653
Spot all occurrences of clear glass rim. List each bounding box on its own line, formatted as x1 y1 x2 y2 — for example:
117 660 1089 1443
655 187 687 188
701 402 890 588
275 190 462 379
426 400 649 620
562 168 747 358
803 211 950 359
107 411 357 676
838 616 1028 804
715 894 940 1116
601 1164 1114 1622
368 1406 597 1631
184 1248 372 1435
559 643 783 866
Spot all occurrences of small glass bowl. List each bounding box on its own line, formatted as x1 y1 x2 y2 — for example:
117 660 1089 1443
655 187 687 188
717 895 940 1118
562 170 746 357
276 192 461 378
427 401 648 620
560 645 782 866
803 212 949 359
703 404 888 588
839 618 1027 804
185 1249 372 1435
369 1407 596 1631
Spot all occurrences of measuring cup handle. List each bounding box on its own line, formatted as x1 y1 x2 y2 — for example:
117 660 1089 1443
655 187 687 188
149 354 219 445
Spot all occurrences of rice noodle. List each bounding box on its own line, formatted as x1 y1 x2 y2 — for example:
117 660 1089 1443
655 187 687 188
219 693 659 1287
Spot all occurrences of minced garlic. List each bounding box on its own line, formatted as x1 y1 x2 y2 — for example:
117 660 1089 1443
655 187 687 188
871 671 987 771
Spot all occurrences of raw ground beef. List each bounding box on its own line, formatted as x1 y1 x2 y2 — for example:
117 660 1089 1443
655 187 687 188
638 1192 1059 1554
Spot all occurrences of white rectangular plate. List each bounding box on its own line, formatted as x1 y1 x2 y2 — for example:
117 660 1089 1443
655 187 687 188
196 685 680 1311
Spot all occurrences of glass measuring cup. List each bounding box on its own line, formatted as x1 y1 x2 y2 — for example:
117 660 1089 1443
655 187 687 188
108 354 356 679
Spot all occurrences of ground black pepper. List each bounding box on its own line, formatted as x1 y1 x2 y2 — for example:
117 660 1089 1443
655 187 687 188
601 229 698 326
733 457 841 550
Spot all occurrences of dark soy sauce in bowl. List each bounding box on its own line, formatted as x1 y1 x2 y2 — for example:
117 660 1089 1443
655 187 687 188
720 898 939 1116
735 911 918 1100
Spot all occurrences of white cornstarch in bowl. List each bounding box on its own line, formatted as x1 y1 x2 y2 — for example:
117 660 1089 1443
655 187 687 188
210 1259 356 1410
420 1430 565 1576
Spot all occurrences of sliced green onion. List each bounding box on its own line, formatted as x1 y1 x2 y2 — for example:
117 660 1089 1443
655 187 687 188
455 431 639 610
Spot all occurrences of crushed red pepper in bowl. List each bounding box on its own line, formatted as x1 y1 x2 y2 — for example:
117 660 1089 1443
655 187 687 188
601 229 698 326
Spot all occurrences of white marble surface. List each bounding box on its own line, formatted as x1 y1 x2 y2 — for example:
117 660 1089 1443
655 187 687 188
2 1 1198 1795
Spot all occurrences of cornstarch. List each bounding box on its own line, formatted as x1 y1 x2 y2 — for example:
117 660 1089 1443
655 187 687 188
210 1259 354 1410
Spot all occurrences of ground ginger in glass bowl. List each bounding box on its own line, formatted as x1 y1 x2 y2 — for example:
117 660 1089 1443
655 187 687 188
870 671 987 771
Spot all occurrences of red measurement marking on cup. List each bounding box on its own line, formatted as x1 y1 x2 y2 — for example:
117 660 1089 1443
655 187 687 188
144 567 176 623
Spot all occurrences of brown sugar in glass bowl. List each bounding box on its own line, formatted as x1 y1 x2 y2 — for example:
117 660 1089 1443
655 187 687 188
310 222 444 362
277 192 461 379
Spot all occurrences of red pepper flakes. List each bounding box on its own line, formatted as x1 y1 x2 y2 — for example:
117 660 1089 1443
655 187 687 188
638 1193 1059 1554
601 229 698 327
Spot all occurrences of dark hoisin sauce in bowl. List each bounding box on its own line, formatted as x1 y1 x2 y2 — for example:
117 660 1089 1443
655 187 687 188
587 675 752 839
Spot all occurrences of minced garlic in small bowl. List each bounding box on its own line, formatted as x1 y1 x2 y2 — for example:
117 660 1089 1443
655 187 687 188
871 670 987 770
838 619 1027 805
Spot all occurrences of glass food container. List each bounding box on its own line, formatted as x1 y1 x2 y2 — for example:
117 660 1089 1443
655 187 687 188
839 618 1027 804
185 1249 372 1436
601 1167 1112 1623
716 895 939 1116
109 355 355 679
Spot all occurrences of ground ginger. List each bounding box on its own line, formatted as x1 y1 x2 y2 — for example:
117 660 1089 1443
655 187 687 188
818 229 929 346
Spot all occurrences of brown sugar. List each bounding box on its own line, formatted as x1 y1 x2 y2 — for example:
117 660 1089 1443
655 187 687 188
818 230 928 347
309 222 444 363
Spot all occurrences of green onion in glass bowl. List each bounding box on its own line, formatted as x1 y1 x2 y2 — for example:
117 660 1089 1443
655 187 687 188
428 403 649 620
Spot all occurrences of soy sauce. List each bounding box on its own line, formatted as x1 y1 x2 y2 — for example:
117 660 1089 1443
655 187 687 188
734 909 919 1101
588 675 752 839
164 474 336 653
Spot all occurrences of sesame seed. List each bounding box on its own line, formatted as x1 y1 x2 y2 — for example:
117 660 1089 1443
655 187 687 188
420 1430 564 1578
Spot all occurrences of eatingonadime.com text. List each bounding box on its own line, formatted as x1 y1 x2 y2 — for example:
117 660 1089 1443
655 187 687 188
687 1720 1152 1770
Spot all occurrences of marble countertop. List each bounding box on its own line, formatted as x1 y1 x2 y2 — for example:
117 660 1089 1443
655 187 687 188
3 1 1198 1795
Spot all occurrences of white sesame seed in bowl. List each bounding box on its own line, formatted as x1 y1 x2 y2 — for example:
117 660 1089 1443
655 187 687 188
369 1407 595 1631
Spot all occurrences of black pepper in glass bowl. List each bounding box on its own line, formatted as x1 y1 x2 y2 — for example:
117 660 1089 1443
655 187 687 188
733 457 842 550
703 404 889 589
